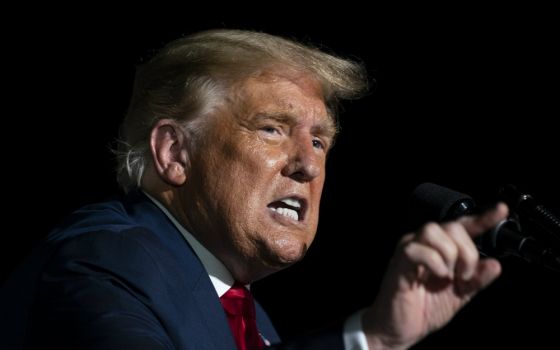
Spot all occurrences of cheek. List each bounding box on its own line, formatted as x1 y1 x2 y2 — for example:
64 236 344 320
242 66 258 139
211 158 272 218
230 146 286 191
263 153 285 169
310 174 326 202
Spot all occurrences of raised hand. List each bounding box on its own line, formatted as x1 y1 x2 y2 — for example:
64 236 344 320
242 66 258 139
363 203 509 350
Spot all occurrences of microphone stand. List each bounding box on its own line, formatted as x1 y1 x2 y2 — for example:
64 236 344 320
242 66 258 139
500 185 560 251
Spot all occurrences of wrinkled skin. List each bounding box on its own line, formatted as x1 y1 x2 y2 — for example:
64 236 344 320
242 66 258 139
154 71 336 284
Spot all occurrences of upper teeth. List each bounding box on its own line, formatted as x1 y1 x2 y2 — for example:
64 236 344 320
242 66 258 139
280 198 301 209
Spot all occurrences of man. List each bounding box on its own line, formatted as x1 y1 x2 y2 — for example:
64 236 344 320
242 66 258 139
1 29 508 349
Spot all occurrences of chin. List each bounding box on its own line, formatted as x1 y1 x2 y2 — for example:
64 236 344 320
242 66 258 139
262 237 309 269
239 236 310 283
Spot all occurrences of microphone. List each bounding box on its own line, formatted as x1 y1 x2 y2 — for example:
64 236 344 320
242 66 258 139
408 182 475 223
409 183 560 271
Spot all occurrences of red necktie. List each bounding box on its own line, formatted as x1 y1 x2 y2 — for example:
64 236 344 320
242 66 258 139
220 282 265 350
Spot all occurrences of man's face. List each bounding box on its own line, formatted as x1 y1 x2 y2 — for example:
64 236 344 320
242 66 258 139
182 72 335 282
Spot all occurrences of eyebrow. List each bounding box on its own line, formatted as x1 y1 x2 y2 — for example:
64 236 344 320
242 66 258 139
252 112 338 141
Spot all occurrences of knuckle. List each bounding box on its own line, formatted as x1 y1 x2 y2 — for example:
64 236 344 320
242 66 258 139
425 250 441 267
418 222 440 239
402 241 417 256
464 246 479 264
446 243 459 260
443 222 464 234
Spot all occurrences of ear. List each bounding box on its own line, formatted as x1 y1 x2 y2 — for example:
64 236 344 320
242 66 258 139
149 119 191 186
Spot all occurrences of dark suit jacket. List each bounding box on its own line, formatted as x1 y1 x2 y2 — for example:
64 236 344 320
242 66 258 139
1 191 344 349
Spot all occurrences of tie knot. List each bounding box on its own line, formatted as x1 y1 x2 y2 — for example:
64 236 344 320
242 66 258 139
224 282 251 298
220 282 254 317
220 282 264 349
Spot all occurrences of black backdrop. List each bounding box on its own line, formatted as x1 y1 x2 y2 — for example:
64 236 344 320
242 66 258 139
3 8 559 349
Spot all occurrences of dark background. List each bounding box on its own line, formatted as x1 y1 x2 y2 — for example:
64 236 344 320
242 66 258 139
3 7 559 349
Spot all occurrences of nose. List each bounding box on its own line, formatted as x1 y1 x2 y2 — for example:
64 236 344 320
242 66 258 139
281 136 322 182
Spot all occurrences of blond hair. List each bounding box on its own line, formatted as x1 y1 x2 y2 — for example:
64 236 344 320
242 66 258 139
116 29 368 191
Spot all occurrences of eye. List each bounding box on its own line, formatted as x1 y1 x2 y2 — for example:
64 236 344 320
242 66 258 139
312 139 325 150
261 126 281 135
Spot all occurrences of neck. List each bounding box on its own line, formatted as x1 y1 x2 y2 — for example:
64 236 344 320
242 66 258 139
141 181 275 284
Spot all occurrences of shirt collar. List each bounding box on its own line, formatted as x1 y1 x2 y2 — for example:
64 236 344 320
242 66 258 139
143 191 234 297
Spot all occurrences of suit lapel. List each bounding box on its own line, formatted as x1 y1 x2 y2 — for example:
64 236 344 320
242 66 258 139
191 273 237 349
255 301 281 346
127 191 237 349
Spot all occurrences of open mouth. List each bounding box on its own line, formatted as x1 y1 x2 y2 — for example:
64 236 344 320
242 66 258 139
267 196 307 222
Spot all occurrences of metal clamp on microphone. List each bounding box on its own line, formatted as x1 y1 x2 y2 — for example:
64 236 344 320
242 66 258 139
477 218 560 269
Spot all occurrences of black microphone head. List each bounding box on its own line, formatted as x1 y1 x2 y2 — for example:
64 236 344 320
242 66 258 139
408 183 475 228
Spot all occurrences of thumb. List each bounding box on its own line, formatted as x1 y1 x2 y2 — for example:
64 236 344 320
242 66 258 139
456 258 502 296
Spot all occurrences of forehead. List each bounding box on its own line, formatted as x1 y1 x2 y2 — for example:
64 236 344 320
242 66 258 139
229 71 334 127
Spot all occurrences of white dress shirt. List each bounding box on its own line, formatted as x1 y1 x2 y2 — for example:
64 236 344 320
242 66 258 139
144 191 369 350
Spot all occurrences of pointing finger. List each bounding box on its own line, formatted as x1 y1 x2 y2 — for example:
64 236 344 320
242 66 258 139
459 203 509 238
